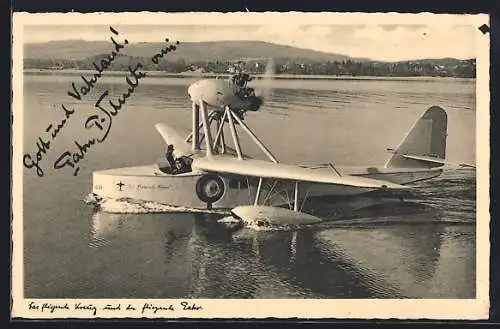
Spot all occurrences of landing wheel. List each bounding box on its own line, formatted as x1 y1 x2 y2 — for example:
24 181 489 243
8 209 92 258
196 174 225 204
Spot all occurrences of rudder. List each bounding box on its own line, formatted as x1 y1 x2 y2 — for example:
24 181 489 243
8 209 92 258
385 106 447 169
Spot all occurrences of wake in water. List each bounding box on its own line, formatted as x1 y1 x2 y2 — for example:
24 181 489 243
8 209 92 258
83 193 230 215
410 169 476 223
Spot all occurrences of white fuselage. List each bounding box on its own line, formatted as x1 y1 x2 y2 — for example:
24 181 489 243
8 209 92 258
91 163 442 211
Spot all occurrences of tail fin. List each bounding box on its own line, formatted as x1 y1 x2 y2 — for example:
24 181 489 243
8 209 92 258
385 106 447 169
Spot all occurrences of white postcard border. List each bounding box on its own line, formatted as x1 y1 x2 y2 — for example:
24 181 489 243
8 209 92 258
11 12 491 320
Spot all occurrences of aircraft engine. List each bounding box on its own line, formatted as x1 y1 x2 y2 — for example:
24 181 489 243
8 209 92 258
187 78 264 114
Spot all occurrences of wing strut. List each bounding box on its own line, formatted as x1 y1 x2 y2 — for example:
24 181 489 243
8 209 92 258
249 177 306 213
199 100 214 156
186 101 278 161
212 110 228 152
186 104 216 146
229 108 278 163
328 163 342 177
294 181 299 212
254 178 263 206
190 101 200 150
226 106 243 159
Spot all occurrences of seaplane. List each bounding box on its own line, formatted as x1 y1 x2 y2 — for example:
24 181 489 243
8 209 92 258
90 68 454 228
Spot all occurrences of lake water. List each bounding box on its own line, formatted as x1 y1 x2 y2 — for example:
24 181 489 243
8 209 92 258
21 74 476 298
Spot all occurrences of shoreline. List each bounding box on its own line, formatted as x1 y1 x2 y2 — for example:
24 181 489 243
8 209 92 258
23 69 475 81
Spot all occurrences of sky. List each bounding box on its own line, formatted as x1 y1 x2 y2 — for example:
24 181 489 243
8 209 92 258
23 24 477 61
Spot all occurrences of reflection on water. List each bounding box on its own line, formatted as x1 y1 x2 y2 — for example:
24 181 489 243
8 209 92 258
314 224 475 298
84 203 475 299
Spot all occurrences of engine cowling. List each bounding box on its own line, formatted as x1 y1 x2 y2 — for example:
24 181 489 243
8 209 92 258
187 79 263 113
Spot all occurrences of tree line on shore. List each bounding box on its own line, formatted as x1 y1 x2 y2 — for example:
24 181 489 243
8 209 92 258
24 54 476 78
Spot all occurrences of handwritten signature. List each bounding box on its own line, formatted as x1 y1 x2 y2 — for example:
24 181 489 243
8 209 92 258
23 26 180 178
53 62 147 176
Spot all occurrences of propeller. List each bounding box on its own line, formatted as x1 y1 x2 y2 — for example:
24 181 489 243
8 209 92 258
254 58 275 103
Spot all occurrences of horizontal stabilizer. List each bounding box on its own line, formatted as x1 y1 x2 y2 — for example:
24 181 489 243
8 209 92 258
193 156 410 190
401 154 446 165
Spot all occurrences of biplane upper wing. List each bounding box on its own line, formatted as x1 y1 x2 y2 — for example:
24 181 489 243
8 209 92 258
192 156 410 190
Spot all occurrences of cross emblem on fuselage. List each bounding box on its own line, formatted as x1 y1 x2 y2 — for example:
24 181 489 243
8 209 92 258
116 181 125 191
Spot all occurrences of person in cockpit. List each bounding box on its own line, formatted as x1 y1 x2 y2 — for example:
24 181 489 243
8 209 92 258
166 144 177 172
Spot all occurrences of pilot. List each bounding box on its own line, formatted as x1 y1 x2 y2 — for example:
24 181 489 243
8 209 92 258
166 144 177 172
232 72 253 88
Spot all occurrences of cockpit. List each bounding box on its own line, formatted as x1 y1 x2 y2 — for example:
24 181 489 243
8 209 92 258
157 155 193 175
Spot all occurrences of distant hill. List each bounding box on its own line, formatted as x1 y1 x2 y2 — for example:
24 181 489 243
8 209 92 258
24 40 369 63
23 40 475 78
376 57 475 66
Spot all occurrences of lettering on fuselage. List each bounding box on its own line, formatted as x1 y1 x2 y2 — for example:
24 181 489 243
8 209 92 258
135 184 172 190
137 184 154 189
